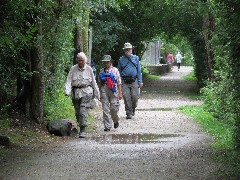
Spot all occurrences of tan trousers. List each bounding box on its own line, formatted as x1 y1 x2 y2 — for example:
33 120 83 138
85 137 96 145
100 85 120 129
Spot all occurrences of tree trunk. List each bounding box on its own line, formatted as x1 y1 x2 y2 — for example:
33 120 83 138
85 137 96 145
30 46 44 124
202 14 215 80
73 23 82 63
73 2 90 63
231 42 240 149
82 5 90 60
30 0 44 124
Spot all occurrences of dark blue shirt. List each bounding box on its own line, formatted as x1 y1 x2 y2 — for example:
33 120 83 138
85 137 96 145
117 54 143 84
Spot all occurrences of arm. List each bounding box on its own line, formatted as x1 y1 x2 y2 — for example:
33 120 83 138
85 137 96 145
136 57 143 87
98 81 102 90
117 84 122 100
115 68 122 99
97 72 102 90
117 58 122 75
65 67 73 96
91 69 100 100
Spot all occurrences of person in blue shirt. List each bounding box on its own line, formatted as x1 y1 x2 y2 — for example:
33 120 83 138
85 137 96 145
117 42 143 119
91 58 96 76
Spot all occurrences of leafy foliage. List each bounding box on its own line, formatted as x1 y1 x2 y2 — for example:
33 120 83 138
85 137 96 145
2 0 240 149
182 70 197 81
91 9 129 62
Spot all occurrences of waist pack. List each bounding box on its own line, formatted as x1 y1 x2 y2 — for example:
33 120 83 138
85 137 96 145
122 76 136 84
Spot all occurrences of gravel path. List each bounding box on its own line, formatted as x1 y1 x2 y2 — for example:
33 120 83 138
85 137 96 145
0 66 222 180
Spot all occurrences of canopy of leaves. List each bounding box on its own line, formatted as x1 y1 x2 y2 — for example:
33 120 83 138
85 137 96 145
2 0 240 148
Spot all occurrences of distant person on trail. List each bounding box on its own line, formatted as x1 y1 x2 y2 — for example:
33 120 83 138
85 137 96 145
175 51 184 71
98 55 122 131
117 42 143 119
65 52 100 138
167 52 174 65
167 52 174 70
91 58 96 77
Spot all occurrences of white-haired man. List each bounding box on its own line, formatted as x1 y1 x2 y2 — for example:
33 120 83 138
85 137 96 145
117 42 143 119
65 52 100 138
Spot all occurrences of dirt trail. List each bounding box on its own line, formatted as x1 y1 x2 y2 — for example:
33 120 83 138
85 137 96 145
0 66 222 180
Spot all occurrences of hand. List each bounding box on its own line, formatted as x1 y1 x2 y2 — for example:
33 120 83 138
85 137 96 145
118 92 123 100
138 83 143 89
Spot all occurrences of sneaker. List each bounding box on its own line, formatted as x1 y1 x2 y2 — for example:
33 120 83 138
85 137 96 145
114 122 119 129
104 128 110 131
79 131 86 138
132 108 135 116
79 125 86 138
126 115 132 119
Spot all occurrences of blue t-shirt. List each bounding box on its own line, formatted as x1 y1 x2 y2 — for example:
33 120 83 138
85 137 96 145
91 59 96 71
117 54 143 84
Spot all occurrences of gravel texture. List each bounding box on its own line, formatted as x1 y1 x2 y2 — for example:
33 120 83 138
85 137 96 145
0 66 222 180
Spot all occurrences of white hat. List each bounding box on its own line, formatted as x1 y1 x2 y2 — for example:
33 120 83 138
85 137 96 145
123 42 133 50
101 55 112 61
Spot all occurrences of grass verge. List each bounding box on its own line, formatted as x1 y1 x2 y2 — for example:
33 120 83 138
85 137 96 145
142 66 160 79
179 105 240 178
178 105 233 149
182 70 196 81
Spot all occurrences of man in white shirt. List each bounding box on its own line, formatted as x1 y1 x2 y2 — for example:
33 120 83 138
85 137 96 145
175 51 184 71
65 52 100 138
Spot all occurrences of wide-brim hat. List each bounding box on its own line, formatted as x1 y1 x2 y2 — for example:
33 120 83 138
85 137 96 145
101 55 112 61
122 42 133 50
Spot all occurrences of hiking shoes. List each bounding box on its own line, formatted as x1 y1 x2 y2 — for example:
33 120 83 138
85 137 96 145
114 122 119 129
79 131 86 138
104 128 110 131
132 108 135 116
126 115 132 119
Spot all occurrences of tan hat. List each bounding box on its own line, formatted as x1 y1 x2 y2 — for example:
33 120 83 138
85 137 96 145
123 42 133 50
101 55 112 61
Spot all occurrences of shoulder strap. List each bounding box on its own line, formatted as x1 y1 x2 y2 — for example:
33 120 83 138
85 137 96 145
120 56 138 74
125 56 137 69
126 56 138 76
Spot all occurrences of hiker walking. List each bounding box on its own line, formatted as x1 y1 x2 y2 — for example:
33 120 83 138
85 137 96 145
98 55 122 131
117 42 143 119
175 51 184 71
65 52 100 138
167 52 174 64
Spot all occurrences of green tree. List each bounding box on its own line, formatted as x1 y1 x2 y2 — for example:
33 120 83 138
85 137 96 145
0 0 130 124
